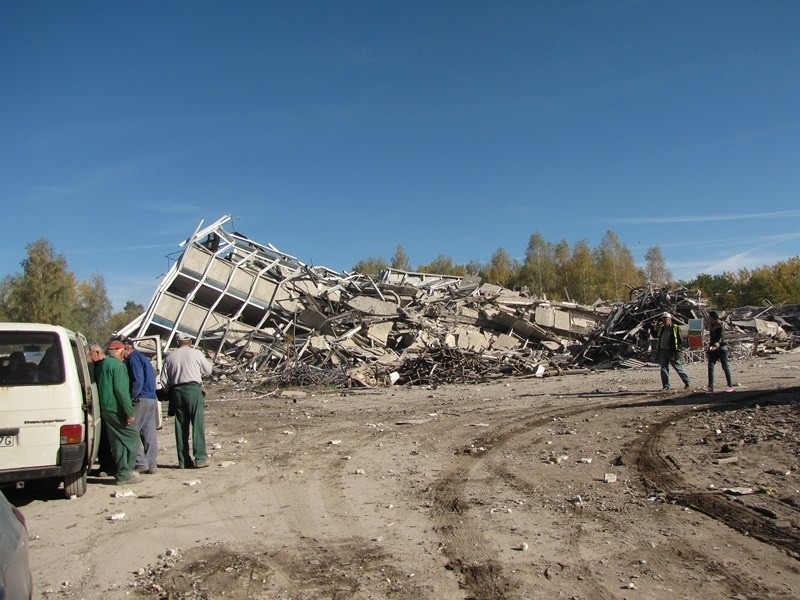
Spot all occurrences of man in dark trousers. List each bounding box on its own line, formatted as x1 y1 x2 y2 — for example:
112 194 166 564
163 334 213 468
98 340 141 485
704 310 736 393
655 312 691 391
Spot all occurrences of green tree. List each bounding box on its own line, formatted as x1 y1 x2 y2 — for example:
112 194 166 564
552 240 571 301
74 274 113 342
106 301 146 339
417 254 467 276
390 244 411 271
0 239 77 325
352 257 389 276
594 231 644 301
644 246 672 285
770 256 800 303
481 248 515 286
740 267 786 306
521 232 558 299
567 240 596 303
689 273 738 309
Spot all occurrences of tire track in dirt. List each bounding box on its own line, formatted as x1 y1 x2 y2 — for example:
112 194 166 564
427 395 646 600
629 388 800 560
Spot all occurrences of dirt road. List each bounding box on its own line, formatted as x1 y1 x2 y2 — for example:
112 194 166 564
8 351 800 599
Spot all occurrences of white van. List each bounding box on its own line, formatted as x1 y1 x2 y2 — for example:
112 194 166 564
0 323 101 498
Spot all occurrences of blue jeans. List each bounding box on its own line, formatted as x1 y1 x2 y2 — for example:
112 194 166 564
707 348 734 388
659 349 690 389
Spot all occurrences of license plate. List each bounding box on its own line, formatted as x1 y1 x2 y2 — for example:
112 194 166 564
0 435 16 447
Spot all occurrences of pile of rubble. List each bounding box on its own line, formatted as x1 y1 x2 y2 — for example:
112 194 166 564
571 284 708 368
120 216 799 388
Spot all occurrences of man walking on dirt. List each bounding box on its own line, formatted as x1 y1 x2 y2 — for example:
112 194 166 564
704 310 736 393
163 333 213 468
655 312 691 391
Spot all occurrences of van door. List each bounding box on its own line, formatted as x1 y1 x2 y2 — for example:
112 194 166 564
73 333 100 467
130 335 164 430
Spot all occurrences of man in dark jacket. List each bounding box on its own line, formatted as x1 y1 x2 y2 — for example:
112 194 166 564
655 312 691 391
704 310 736 393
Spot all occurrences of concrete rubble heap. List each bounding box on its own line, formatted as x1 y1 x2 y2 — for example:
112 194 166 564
121 216 799 387
120 216 610 387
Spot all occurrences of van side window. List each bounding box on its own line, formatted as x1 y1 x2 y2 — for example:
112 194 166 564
70 339 90 395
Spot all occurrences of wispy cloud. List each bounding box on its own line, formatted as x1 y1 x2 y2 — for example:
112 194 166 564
609 210 800 225
25 159 156 204
654 232 800 250
669 231 800 278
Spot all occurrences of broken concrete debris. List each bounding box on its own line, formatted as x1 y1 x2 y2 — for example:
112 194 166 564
120 216 799 388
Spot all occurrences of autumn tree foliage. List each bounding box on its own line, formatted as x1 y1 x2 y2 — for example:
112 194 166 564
0 238 135 343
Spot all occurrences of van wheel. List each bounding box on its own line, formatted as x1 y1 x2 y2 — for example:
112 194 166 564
63 465 88 498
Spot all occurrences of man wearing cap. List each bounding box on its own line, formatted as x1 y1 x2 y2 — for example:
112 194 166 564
655 312 691 391
98 339 142 485
121 338 159 474
163 333 213 468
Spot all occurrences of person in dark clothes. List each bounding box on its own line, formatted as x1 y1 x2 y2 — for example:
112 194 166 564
704 310 736 393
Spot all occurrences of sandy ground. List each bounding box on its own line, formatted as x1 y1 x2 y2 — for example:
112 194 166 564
6 350 800 599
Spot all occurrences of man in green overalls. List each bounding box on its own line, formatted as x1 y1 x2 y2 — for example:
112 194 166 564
98 339 142 485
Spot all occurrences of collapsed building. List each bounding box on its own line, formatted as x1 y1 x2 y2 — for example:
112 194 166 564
119 216 799 387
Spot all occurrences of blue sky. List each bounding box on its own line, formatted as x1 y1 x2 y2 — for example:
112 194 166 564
2 1 799 310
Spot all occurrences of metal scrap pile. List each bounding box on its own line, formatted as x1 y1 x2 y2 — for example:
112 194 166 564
120 216 798 387
570 284 709 368
570 286 800 369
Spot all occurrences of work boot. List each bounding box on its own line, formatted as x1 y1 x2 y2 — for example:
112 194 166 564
116 473 143 485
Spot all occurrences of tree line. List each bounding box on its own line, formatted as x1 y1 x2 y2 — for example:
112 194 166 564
0 239 143 342
1 234 799 338
354 230 800 309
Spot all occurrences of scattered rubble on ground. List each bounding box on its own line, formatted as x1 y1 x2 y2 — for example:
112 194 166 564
119 215 800 388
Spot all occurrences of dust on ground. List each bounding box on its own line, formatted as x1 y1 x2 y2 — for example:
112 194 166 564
8 351 800 599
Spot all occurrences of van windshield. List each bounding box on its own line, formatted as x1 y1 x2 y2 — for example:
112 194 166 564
0 331 64 386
